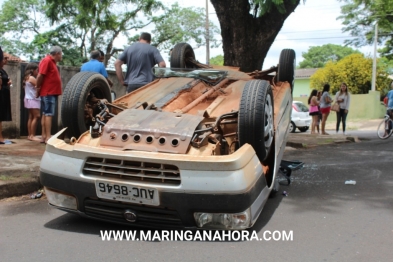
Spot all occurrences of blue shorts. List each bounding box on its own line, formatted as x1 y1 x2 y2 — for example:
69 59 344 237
41 95 57 116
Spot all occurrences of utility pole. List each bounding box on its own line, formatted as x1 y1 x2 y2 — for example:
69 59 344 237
371 21 378 91
205 0 210 65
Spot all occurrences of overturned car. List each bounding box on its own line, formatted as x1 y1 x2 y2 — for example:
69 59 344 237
40 43 296 230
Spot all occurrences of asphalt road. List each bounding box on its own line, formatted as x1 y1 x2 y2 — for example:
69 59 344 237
1 131 392 261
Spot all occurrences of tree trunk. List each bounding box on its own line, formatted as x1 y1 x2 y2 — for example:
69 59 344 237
210 0 300 72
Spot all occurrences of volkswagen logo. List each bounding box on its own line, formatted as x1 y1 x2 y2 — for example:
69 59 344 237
123 210 137 222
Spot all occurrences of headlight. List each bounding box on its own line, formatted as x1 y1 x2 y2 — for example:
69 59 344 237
194 209 251 230
45 187 77 210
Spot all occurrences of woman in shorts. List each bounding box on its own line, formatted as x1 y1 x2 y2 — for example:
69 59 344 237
23 63 41 141
319 84 333 135
308 89 320 134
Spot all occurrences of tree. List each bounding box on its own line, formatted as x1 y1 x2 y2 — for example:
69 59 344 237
339 0 393 59
151 3 220 52
210 0 303 72
310 53 391 94
0 0 48 59
299 44 361 68
45 0 164 66
210 55 224 66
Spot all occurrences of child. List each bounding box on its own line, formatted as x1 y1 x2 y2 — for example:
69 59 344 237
23 63 41 141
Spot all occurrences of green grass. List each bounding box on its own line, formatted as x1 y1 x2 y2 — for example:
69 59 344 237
0 175 13 181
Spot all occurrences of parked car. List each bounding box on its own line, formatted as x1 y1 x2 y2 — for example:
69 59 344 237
40 43 296 230
289 101 311 133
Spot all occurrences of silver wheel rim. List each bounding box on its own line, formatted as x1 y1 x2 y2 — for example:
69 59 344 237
264 94 274 153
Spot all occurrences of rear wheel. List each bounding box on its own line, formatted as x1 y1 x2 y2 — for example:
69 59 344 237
238 80 274 163
61 72 112 138
377 117 393 139
289 121 296 133
170 43 196 68
277 49 296 90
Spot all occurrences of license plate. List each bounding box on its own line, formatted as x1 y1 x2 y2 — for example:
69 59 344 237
95 181 159 206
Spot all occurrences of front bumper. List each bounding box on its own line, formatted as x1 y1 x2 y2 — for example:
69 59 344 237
40 132 272 229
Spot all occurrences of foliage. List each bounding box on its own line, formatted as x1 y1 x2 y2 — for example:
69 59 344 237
210 55 224 66
310 53 391 95
250 0 305 17
0 0 220 67
44 0 164 65
299 44 361 68
150 3 220 52
338 0 393 59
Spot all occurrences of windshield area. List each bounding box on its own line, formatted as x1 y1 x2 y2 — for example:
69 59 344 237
152 67 227 84
294 102 309 112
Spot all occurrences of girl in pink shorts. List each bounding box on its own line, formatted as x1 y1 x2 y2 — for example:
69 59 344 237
23 63 41 141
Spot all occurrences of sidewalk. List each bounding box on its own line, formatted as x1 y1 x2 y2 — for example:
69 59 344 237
287 118 380 149
0 119 381 199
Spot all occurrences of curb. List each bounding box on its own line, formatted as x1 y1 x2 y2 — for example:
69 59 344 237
0 175 42 200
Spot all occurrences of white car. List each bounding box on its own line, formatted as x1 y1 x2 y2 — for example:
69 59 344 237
289 101 311 133
40 44 296 230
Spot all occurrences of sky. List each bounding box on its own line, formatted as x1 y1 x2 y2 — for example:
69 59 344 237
0 0 376 68
162 0 376 69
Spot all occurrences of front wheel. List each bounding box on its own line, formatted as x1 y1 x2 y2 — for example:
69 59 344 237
238 80 274 163
298 126 309 132
377 117 393 139
61 72 112 138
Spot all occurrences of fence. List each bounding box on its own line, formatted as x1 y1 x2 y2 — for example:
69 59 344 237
2 61 125 138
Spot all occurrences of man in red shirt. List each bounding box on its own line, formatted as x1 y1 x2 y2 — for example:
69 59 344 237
36 46 62 143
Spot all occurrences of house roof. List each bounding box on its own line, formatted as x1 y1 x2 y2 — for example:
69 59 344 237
3 52 24 62
295 68 318 79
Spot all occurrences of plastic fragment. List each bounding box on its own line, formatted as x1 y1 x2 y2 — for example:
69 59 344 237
345 180 356 185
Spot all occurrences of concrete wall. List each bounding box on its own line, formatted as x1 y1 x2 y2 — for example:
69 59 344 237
294 91 386 122
2 62 125 138
293 78 312 98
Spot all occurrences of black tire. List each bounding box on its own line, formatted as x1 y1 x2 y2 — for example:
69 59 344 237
289 121 296 133
377 118 393 139
298 126 309 132
277 49 296 90
238 80 274 162
170 43 196 68
61 72 112 138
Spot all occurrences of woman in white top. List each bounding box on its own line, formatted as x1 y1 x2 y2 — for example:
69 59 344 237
23 63 41 141
335 82 351 135
320 83 333 135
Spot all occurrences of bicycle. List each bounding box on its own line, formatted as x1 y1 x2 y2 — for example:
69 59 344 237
377 110 393 139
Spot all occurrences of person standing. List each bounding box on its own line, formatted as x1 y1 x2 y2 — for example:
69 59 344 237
114 32 166 93
36 46 63 143
81 50 113 87
308 89 320 134
23 63 41 141
335 82 351 135
0 55 12 144
320 83 333 135
98 50 105 63
316 90 322 133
